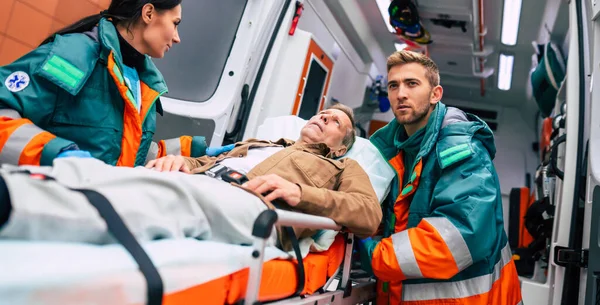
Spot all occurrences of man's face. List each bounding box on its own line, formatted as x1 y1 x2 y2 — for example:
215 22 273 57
387 63 442 134
299 109 351 157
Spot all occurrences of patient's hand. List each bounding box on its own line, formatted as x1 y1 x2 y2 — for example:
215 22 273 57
145 155 191 173
242 174 301 206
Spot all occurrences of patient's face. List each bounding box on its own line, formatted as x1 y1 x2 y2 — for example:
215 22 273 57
300 109 351 156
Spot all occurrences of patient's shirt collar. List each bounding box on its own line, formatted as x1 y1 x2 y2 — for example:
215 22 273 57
292 142 331 157
265 138 331 157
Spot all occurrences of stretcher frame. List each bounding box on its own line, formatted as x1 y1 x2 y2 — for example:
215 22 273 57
243 209 377 305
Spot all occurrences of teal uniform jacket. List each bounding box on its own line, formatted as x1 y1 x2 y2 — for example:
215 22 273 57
362 103 522 304
0 18 206 166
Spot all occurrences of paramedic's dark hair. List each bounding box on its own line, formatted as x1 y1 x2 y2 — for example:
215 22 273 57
328 103 357 151
40 0 182 46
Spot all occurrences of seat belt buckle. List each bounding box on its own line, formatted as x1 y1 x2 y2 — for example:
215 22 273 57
205 164 228 178
221 169 249 185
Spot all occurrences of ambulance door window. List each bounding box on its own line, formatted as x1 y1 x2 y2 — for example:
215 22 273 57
152 0 248 103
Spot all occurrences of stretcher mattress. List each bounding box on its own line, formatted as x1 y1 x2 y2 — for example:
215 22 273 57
0 235 346 305
184 234 346 305
0 238 288 305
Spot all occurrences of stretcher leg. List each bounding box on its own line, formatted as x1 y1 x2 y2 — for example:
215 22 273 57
341 233 354 291
245 210 278 305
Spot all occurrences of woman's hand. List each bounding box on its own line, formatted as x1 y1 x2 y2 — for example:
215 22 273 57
145 155 191 173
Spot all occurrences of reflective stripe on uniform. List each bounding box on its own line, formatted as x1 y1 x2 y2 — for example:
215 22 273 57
145 141 160 164
402 244 513 301
163 138 182 155
145 137 188 163
0 109 21 119
0 123 46 164
388 216 472 280
423 217 473 271
391 230 423 279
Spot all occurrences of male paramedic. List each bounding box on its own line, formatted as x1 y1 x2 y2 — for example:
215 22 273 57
0 104 382 251
361 50 523 304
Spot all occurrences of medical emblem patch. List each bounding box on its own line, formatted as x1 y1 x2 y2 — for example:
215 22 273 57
5 71 30 93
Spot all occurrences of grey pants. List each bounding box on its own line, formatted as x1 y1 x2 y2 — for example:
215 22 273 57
0 158 276 246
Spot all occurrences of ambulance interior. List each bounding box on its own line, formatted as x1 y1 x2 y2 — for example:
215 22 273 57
0 0 598 304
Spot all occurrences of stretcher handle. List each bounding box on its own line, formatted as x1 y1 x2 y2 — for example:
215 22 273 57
275 209 341 230
252 209 278 238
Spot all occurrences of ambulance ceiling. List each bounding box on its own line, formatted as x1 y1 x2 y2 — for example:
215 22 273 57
324 0 569 111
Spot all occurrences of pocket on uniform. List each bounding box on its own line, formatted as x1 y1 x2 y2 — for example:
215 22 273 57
52 83 119 129
290 152 342 187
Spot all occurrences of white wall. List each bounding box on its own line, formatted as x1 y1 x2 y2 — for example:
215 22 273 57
495 107 539 233
493 107 540 194
297 0 382 108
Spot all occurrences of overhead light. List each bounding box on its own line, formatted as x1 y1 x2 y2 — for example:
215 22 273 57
498 54 514 90
395 43 407 51
501 0 522 45
375 0 396 33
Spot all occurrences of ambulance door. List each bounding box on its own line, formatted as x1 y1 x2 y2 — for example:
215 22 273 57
150 0 288 147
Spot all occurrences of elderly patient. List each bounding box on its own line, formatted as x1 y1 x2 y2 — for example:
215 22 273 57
147 104 382 238
0 104 381 251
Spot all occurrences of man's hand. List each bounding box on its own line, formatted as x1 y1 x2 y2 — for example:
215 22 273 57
145 155 191 173
242 174 302 206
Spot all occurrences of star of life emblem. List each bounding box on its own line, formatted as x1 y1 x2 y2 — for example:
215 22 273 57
5 71 30 93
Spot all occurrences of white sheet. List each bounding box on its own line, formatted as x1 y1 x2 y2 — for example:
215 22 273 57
1 158 278 249
0 239 288 305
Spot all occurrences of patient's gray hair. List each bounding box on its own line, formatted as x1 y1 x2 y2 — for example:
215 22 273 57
328 103 356 152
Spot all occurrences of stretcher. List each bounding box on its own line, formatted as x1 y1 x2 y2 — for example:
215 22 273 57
0 211 376 305
0 115 393 305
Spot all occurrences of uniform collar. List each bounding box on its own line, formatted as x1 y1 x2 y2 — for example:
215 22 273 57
97 18 167 94
370 102 448 161
115 29 145 69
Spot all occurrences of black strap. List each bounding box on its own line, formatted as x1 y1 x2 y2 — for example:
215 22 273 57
7 170 164 305
284 226 305 296
524 196 554 242
70 188 164 305
0 175 11 229
8 169 164 305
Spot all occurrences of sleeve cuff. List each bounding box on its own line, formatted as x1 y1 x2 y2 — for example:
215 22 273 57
40 137 77 166
294 184 324 214
190 136 207 157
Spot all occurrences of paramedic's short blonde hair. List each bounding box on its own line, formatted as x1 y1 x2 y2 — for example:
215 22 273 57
387 50 440 87
328 103 356 151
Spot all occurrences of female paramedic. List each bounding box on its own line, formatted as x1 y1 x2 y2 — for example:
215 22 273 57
0 0 212 167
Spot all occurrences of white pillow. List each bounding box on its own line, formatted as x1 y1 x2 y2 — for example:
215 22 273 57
255 115 394 203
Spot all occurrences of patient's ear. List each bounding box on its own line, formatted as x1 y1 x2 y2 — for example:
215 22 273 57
332 145 347 158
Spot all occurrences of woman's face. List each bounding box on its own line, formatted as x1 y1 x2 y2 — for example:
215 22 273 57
140 4 182 58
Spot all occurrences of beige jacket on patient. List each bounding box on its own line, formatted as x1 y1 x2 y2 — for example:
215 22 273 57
184 138 383 245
